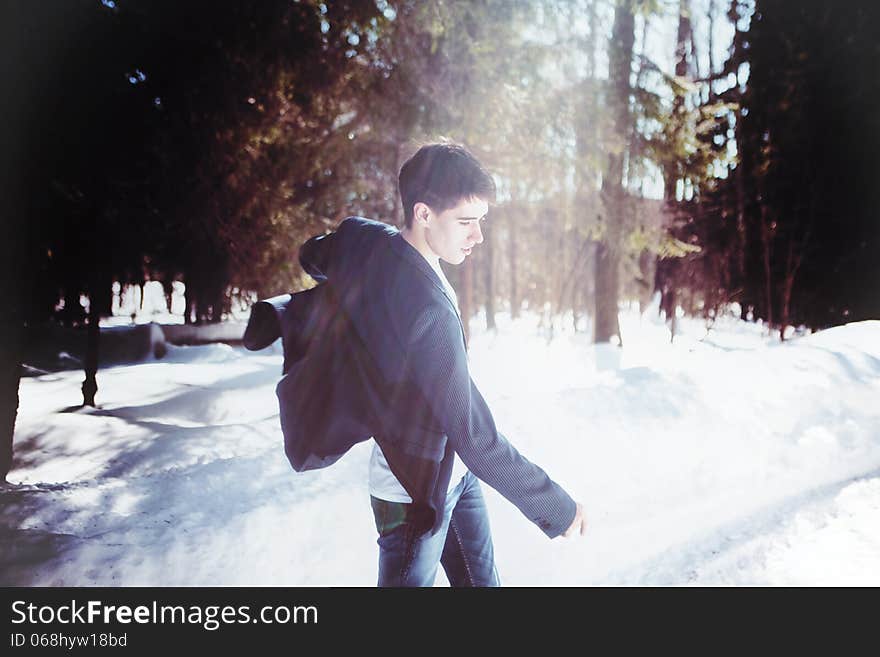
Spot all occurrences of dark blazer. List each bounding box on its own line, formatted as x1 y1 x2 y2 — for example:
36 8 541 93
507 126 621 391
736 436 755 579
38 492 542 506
245 216 576 538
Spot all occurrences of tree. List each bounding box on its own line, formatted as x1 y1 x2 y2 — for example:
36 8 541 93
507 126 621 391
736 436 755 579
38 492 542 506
593 0 636 344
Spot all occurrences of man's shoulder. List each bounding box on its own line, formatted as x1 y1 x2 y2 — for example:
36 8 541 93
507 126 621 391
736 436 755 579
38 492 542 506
410 298 460 328
384 264 459 340
333 217 456 321
338 216 399 238
330 217 400 266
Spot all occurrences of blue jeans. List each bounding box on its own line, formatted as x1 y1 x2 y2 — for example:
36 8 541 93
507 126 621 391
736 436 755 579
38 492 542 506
371 471 501 587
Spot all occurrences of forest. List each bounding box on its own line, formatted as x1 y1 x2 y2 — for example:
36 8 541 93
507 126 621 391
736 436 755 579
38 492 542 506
2 0 878 478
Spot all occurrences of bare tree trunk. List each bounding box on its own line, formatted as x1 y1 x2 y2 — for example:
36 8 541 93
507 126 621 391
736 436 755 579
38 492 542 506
483 219 496 330
556 209 569 320
192 270 210 325
730 0 750 313
657 0 693 344
1 216 24 478
461 256 474 345
735 136 748 292
3 4 30 477
780 237 805 342
509 206 519 319
594 240 622 343
540 208 554 328
185 292 195 325
638 248 653 315
760 205 774 333
0 321 21 478
780 244 793 342
210 283 225 323
571 236 593 331
162 278 174 315
594 1 634 345
183 274 195 325
81 274 110 407
575 0 599 337
82 308 100 407
555 236 592 333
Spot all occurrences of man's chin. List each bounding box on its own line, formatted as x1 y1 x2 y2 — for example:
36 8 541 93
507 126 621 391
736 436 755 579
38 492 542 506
442 253 467 266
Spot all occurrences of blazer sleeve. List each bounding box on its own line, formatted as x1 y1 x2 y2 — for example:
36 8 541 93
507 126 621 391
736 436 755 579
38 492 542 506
299 231 336 282
406 305 577 538
242 294 292 351
299 216 370 282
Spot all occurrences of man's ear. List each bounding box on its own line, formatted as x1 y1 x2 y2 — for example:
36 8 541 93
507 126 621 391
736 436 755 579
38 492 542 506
413 202 431 226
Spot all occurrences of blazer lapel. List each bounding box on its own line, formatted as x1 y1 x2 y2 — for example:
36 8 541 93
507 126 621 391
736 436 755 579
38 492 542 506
390 233 468 349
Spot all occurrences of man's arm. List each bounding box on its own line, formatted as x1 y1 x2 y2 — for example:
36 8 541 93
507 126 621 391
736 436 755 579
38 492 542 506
406 305 580 538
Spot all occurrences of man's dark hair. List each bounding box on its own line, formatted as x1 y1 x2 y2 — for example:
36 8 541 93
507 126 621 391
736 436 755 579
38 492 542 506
398 141 496 229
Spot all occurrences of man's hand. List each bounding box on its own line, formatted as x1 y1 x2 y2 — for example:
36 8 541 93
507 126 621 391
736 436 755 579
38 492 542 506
561 502 587 538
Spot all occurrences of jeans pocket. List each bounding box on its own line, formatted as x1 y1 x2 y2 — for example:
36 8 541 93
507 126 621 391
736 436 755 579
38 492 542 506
370 496 410 537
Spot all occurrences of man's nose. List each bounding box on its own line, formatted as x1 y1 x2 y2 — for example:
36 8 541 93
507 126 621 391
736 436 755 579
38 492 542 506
472 222 484 244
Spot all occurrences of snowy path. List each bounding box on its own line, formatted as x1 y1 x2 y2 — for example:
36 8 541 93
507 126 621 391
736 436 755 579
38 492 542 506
605 469 880 585
3 309 879 586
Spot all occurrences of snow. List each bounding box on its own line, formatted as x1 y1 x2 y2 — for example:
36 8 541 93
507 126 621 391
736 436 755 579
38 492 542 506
3 296 879 586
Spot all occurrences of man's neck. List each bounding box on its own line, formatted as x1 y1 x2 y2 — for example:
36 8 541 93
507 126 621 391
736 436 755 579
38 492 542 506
401 225 441 271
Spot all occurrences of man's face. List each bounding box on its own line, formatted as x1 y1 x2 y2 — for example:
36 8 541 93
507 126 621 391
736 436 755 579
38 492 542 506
422 196 488 266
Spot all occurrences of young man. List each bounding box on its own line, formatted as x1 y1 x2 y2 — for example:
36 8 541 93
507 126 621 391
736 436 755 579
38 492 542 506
272 142 585 586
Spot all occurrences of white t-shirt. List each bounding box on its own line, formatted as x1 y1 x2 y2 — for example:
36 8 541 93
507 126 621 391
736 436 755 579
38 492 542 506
368 263 469 502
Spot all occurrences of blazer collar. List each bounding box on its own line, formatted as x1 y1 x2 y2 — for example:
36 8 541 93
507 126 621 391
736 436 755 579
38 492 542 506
390 233 450 301
389 232 468 348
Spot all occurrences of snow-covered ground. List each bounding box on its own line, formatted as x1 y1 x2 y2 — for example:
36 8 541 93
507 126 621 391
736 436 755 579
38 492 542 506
3 298 879 586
